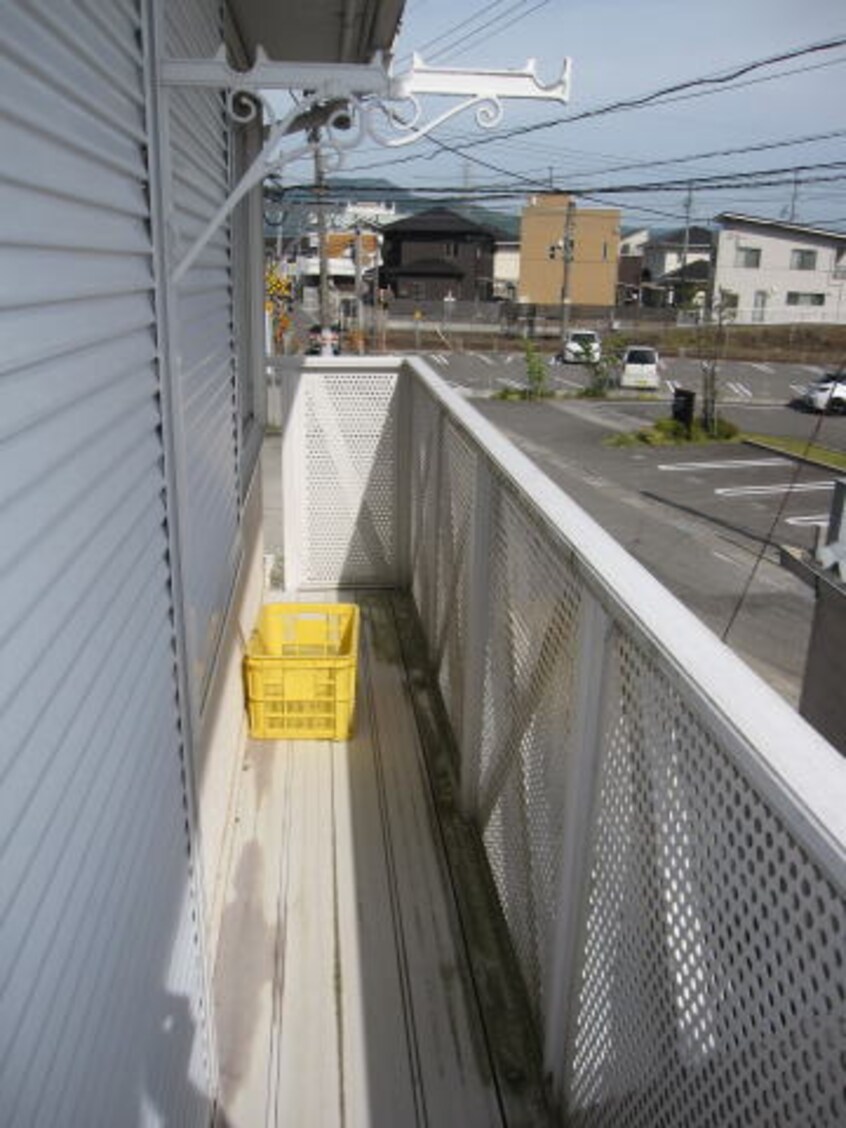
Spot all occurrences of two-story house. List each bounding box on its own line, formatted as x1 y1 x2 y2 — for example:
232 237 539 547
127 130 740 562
712 213 846 323
381 206 497 301
640 225 713 307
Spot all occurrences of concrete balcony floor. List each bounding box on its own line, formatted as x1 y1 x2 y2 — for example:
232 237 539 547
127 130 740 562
212 591 550 1127
213 441 549 1126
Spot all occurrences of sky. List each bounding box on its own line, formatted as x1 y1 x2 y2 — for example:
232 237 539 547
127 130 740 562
330 0 846 231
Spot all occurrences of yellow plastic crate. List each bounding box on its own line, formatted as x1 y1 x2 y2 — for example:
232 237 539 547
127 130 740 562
244 603 359 740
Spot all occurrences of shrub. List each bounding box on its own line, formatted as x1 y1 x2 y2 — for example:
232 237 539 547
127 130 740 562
523 339 548 399
712 415 740 440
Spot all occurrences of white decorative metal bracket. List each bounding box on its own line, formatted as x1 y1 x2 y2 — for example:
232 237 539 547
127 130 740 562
161 47 571 282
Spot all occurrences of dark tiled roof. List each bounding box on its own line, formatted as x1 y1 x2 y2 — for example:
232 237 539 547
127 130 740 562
382 206 497 237
455 206 520 241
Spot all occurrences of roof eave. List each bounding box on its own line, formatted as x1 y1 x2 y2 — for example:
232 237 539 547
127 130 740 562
716 212 846 243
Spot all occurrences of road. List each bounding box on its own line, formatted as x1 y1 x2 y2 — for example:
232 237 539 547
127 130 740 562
418 352 846 706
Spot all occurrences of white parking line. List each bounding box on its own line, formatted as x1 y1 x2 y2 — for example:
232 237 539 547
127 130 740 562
715 482 834 498
785 514 830 527
726 381 753 398
474 353 494 365
658 458 788 471
555 377 585 389
749 362 774 373
802 365 824 375
496 376 522 389
665 379 678 393
790 383 807 396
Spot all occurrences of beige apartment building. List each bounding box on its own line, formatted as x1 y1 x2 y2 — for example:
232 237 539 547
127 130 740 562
519 193 620 307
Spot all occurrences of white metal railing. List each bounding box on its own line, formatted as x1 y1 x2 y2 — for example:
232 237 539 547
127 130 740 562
272 355 846 1125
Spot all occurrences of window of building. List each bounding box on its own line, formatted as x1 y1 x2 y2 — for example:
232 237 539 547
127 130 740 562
790 248 817 270
444 241 459 258
735 246 761 268
786 292 825 306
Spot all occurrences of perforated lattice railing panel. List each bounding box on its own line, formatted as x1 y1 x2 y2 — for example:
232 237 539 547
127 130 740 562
386 363 843 1127
478 480 583 1021
303 372 397 585
568 631 846 1127
409 382 441 643
432 421 477 739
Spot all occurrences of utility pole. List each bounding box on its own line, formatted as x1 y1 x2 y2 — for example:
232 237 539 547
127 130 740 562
679 182 692 305
312 130 331 344
354 225 365 355
274 206 284 262
559 196 576 350
788 171 800 222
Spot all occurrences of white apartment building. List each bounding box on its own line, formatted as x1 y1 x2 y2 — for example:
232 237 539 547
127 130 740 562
713 213 846 324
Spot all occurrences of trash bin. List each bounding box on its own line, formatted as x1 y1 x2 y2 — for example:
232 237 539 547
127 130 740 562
672 388 696 432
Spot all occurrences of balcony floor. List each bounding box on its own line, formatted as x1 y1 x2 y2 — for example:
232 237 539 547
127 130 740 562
212 591 549 1127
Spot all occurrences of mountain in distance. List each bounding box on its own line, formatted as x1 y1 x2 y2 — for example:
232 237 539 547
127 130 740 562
265 176 521 239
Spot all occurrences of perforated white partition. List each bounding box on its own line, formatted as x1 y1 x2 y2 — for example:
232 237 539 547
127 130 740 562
279 355 846 1126
280 359 402 589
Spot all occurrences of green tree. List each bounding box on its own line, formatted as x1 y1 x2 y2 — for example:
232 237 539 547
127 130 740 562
582 333 626 397
698 289 737 435
523 338 548 399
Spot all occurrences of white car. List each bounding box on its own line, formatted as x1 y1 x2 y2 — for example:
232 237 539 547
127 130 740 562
803 373 846 413
619 346 660 390
556 330 601 364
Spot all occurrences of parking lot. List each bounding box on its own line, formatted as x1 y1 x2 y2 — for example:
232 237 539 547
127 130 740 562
424 349 841 406
410 352 846 704
597 443 838 552
424 351 846 550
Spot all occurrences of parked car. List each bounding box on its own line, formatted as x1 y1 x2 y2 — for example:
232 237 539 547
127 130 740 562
803 372 846 413
619 346 660 390
554 329 601 364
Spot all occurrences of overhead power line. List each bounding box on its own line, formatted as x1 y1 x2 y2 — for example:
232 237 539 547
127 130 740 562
559 129 846 182
434 55 846 157
396 1 549 67
270 160 846 211
343 43 846 181
566 159 846 196
433 0 550 65
442 37 846 153
396 0 515 64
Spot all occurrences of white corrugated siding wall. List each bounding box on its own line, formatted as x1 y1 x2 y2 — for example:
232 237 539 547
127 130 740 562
164 0 242 713
0 2 213 1124
161 0 265 970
